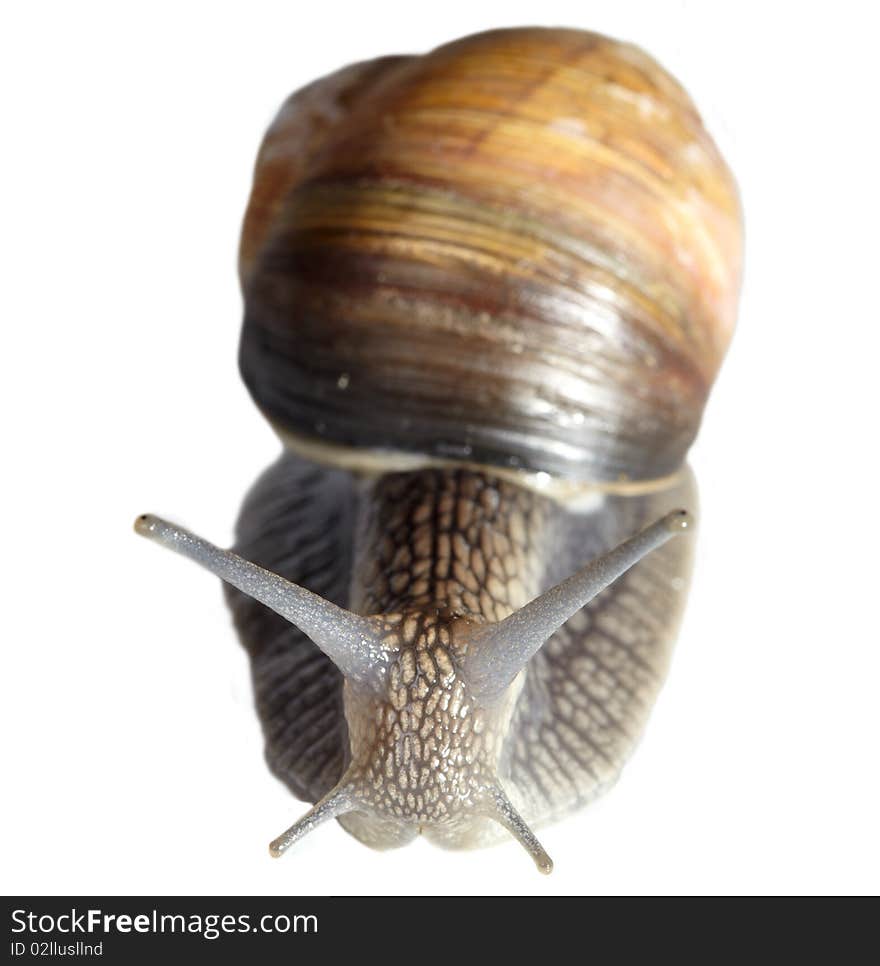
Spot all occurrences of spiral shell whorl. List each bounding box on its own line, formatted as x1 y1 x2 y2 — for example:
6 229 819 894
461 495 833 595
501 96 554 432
240 28 742 483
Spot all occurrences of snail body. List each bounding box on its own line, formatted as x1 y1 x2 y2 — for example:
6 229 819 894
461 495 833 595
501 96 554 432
137 27 741 872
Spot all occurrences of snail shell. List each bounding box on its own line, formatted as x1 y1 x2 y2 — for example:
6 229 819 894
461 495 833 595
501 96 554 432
137 27 741 872
239 27 741 482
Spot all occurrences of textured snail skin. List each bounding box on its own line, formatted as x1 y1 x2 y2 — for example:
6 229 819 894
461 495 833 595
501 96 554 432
225 457 695 854
138 27 741 871
239 27 741 483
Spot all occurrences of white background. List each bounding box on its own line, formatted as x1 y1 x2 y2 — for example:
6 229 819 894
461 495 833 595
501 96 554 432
3 0 878 897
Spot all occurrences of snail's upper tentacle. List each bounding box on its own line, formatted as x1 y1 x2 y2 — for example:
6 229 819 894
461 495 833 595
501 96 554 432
462 510 693 700
134 513 389 686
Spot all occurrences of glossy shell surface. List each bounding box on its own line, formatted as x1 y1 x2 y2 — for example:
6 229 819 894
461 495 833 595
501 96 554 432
239 28 741 482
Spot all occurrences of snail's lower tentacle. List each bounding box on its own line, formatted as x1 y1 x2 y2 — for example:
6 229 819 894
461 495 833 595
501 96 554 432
268 786 356 858
485 786 553 875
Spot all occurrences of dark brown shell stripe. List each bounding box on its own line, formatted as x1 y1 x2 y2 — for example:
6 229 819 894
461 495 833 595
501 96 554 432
238 55 411 288
239 27 742 483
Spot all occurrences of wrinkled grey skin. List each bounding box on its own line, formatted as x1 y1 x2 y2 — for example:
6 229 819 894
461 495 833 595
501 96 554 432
224 453 695 852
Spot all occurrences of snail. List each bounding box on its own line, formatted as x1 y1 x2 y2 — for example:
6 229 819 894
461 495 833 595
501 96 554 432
136 26 741 873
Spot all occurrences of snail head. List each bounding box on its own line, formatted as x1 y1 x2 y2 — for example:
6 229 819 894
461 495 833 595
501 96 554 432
135 509 690 873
